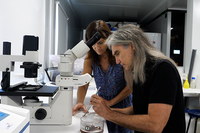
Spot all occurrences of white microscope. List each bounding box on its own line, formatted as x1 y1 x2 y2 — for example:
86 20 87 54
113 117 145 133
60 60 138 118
0 32 101 126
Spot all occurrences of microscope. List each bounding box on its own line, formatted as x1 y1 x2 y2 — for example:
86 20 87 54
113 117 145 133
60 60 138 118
0 35 42 91
0 32 101 125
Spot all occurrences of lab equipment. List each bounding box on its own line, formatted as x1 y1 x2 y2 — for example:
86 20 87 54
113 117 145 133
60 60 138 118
184 77 190 89
145 32 161 51
0 36 42 91
80 112 104 133
187 49 197 84
54 32 101 125
83 86 101 117
0 104 30 133
0 32 101 126
190 77 196 89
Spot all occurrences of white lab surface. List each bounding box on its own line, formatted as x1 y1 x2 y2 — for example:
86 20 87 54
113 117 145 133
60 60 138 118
0 104 30 133
183 88 200 97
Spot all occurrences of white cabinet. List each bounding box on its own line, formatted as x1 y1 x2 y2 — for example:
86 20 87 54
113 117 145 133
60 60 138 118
145 32 161 51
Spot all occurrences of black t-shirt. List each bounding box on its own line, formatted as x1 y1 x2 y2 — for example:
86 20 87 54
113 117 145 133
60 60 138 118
132 59 185 133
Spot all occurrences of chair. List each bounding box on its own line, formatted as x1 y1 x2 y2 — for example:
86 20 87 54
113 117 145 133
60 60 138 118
185 108 189 113
186 109 200 133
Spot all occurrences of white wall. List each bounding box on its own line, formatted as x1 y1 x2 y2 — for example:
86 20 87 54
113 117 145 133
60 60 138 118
184 0 200 78
45 0 82 66
44 0 55 69
0 0 46 74
0 0 48 84
56 0 82 49
54 2 69 55
183 1 200 132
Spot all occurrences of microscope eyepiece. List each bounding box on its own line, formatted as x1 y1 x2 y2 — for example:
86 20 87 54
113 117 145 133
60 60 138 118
85 32 102 48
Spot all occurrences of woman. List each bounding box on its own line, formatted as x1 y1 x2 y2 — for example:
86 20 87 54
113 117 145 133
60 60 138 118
73 20 133 133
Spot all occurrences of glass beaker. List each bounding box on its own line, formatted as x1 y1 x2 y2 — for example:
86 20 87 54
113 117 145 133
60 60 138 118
80 112 104 133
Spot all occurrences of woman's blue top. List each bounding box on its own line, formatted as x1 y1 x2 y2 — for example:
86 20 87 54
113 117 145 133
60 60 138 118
92 62 133 133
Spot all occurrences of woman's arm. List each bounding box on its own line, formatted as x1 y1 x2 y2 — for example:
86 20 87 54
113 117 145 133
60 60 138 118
105 85 132 107
73 55 92 115
104 67 132 107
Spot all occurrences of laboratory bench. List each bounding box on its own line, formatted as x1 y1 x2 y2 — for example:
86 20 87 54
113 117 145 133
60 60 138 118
3 78 200 133
183 88 200 97
183 88 200 109
0 79 108 133
30 84 108 133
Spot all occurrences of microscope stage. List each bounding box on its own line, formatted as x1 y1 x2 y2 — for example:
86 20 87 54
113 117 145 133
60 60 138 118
0 86 59 97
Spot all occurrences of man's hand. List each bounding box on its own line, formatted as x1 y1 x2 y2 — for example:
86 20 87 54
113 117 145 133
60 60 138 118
72 102 87 116
103 99 112 107
90 94 111 118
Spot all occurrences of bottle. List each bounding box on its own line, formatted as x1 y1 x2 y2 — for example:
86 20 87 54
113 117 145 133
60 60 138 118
182 73 187 86
183 77 190 89
190 77 196 89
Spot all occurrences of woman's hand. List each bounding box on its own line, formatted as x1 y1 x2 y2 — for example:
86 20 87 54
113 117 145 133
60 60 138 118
72 102 87 116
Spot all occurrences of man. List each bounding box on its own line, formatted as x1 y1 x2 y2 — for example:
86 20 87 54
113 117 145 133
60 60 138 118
90 24 185 133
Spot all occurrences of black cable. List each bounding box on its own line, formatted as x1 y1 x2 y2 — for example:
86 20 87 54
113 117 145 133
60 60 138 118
1 68 9 87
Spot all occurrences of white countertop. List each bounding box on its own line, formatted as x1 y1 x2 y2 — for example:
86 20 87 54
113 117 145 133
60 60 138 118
183 88 200 97
30 110 108 133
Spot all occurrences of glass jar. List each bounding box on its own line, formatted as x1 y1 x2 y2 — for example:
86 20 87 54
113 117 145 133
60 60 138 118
80 112 104 133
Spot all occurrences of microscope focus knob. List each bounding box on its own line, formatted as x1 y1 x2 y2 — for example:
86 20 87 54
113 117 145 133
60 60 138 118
35 108 47 120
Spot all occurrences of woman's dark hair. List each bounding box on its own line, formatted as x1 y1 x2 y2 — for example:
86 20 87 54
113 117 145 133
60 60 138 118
85 20 115 66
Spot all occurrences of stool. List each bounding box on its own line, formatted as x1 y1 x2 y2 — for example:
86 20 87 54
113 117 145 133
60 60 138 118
186 109 200 133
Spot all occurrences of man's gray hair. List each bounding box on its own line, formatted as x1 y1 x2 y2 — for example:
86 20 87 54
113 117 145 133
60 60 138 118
106 24 176 89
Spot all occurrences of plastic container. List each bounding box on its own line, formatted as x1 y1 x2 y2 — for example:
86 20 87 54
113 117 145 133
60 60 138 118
190 77 196 89
80 112 104 133
183 77 190 89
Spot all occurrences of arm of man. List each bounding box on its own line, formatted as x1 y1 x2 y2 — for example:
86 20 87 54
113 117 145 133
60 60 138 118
73 55 92 115
91 94 172 133
105 85 132 106
112 105 134 115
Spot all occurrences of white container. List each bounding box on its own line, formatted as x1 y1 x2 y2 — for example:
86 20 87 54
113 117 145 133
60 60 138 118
190 77 196 89
196 74 200 89
80 112 104 133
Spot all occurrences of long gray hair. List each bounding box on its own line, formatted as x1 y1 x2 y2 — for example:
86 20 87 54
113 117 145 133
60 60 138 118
106 24 176 90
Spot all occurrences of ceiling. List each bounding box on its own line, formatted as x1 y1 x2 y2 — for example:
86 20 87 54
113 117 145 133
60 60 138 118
66 0 187 29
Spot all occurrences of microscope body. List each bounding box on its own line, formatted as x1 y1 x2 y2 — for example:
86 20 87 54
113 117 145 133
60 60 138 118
0 33 101 126
55 35 101 125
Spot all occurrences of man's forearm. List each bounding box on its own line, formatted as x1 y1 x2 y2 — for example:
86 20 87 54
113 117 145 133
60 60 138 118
104 104 170 133
105 110 160 133
111 106 134 115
